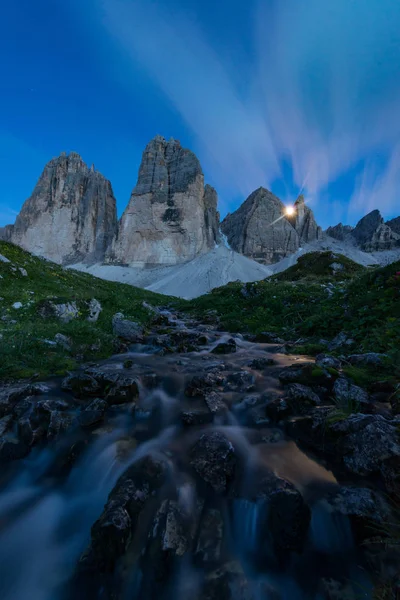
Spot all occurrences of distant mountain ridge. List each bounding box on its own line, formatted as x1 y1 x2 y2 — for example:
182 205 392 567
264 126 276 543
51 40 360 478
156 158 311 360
1 136 399 269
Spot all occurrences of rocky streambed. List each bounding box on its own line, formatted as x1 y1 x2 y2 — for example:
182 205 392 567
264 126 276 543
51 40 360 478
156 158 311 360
0 309 399 600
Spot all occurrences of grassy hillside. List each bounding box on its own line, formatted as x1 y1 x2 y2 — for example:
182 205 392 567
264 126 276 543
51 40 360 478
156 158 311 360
0 241 176 380
272 251 365 281
1 243 399 382
179 252 400 362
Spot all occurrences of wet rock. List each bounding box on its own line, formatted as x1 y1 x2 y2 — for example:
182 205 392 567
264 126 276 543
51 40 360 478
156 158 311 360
266 398 291 422
225 371 255 392
254 332 285 344
315 354 341 370
85 455 168 571
256 471 311 555
284 383 321 410
330 414 400 477
190 431 236 494
0 415 13 436
201 561 253 600
247 405 270 427
278 364 313 384
320 486 393 542
105 376 139 405
248 357 276 370
112 313 144 342
123 359 134 369
185 373 225 398
204 392 227 415
333 377 369 407
196 508 224 563
347 353 388 366
78 399 108 428
181 407 213 426
285 407 337 453
279 363 336 389
34 396 70 416
61 373 101 397
0 383 37 417
17 415 46 446
0 438 30 461
47 411 75 439
211 339 237 354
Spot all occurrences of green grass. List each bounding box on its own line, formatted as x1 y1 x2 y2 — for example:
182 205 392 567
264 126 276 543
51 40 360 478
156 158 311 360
177 253 400 361
271 250 365 282
0 241 178 380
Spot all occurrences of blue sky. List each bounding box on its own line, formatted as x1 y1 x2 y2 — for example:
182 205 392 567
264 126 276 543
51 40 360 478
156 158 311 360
1 0 400 229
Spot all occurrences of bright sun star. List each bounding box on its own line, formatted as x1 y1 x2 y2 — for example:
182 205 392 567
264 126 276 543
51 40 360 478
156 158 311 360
285 205 295 216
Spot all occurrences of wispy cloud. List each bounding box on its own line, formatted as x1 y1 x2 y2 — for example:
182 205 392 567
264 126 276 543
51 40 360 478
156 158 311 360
0 205 18 227
90 0 400 221
348 145 400 221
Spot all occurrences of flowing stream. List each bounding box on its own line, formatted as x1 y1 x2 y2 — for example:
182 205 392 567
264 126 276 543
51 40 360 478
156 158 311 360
0 314 375 600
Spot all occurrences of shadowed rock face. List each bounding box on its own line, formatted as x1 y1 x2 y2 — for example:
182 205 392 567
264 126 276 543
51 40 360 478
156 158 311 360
386 216 400 236
220 188 321 264
8 152 117 264
326 223 354 241
352 210 400 251
107 136 220 266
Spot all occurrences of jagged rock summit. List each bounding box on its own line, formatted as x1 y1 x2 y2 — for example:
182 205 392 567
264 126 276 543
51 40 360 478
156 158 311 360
5 152 117 264
221 188 322 264
107 136 220 266
327 210 400 251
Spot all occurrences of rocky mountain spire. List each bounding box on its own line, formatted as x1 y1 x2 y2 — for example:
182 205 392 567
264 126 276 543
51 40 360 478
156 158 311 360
8 152 117 264
292 195 323 243
221 188 321 264
352 210 400 251
107 136 220 266
386 216 400 235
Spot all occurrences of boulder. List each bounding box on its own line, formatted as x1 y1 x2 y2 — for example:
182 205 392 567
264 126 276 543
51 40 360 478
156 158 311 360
195 508 224 563
330 414 400 477
112 313 144 342
211 339 237 354
87 299 102 322
84 455 167 571
347 353 388 367
333 377 369 407
61 374 101 397
0 383 38 418
315 354 341 370
284 383 321 410
190 431 236 494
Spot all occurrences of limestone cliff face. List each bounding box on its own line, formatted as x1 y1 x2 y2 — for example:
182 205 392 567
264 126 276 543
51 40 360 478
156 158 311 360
386 216 400 236
291 195 323 243
220 188 321 264
107 136 220 266
352 210 400 251
9 152 117 264
326 223 354 241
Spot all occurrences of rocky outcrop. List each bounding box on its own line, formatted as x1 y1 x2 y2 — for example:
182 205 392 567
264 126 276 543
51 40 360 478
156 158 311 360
352 210 400 251
386 216 400 235
221 188 321 264
0 225 14 242
8 152 117 264
290 195 323 243
107 136 220 266
326 223 354 241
